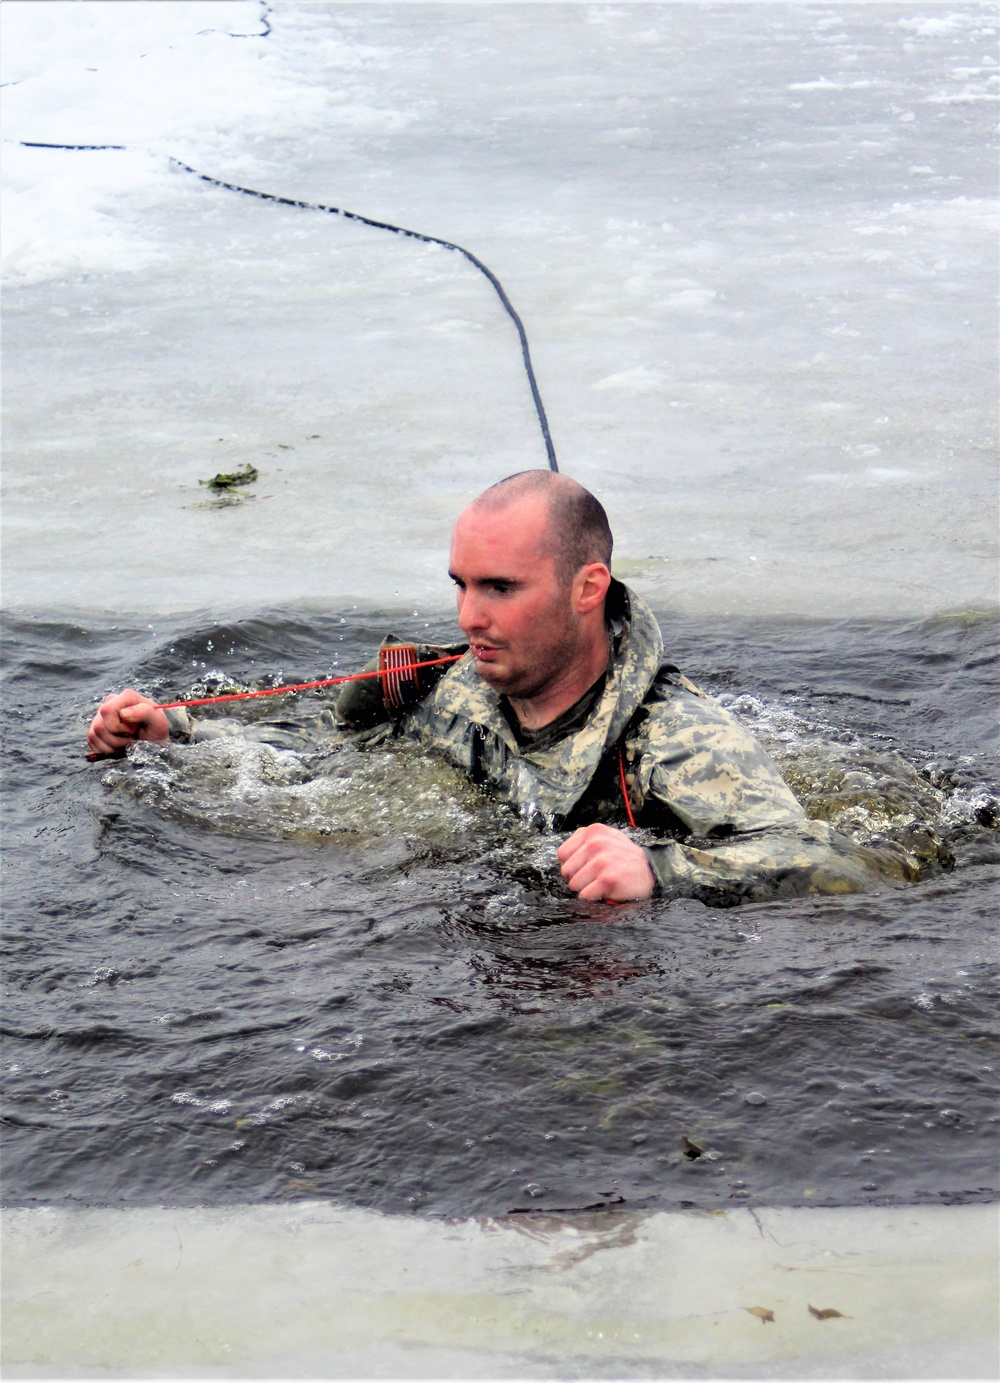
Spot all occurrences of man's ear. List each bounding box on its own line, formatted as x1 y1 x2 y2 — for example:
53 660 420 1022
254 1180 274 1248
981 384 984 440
574 563 612 614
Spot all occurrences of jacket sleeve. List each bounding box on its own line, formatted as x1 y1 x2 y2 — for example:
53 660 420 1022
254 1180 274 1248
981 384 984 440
161 703 340 752
642 820 914 904
158 639 464 743
634 681 912 901
164 707 196 741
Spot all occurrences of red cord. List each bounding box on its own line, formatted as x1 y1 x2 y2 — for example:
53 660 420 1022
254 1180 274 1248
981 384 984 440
618 743 636 829
93 663 640 820
154 654 464 710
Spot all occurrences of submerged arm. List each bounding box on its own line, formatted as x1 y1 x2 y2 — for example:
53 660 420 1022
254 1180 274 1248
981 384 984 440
642 819 913 905
557 816 912 907
559 679 914 905
633 693 917 903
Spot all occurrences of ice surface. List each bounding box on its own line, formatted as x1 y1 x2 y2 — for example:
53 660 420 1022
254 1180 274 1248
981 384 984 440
2 2 997 616
3 1202 997 1377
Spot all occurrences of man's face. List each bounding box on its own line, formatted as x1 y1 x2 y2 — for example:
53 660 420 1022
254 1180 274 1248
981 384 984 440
448 496 583 700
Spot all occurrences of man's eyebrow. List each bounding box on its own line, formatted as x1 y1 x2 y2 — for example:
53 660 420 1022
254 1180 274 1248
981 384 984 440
448 570 521 586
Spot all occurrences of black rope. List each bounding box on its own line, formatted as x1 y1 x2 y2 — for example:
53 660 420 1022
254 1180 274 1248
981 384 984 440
168 159 558 471
197 1 272 40
21 141 127 150
13 137 558 469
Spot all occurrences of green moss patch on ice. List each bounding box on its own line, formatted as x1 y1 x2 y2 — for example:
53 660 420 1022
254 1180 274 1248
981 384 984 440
199 463 259 493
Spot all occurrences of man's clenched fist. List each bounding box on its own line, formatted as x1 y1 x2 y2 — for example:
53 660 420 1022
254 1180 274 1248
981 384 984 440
557 822 655 903
87 689 169 757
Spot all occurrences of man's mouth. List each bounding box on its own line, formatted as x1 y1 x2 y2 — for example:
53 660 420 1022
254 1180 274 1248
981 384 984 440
471 643 501 662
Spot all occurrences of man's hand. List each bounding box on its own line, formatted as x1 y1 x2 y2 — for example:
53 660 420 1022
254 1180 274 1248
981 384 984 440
557 823 656 903
87 689 169 757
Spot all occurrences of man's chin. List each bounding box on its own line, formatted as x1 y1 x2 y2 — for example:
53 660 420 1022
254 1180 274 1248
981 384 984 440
472 658 521 694
473 661 544 701
472 659 508 688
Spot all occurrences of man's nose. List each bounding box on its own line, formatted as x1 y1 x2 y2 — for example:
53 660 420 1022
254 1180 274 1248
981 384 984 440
458 589 488 634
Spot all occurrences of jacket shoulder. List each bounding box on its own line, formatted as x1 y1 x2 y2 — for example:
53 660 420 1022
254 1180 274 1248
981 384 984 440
633 666 806 836
645 662 708 701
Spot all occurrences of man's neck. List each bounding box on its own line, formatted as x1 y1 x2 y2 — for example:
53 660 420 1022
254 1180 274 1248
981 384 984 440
505 635 611 731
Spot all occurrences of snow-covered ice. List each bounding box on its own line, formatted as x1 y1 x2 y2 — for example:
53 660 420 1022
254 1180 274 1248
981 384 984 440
2 2 997 616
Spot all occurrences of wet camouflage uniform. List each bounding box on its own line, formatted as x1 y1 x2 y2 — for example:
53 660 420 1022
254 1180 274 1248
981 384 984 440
331 581 914 904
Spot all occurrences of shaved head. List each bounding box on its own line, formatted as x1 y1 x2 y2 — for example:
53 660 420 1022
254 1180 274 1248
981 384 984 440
468 472 613 586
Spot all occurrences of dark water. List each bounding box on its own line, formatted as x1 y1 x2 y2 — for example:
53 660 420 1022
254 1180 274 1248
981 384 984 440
2 606 998 1218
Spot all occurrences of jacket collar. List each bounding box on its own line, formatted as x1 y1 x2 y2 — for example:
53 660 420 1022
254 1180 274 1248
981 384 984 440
433 581 664 818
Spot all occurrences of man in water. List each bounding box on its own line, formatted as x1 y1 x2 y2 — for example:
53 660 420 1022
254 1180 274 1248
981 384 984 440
87 471 910 903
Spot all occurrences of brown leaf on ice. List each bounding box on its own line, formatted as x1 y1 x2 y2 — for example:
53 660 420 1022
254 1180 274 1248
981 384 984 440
808 1304 849 1320
744 1306 775 1324
507 1194 626 1215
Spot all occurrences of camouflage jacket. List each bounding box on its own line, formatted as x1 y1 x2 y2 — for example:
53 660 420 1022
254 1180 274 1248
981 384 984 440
334 582 910 904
